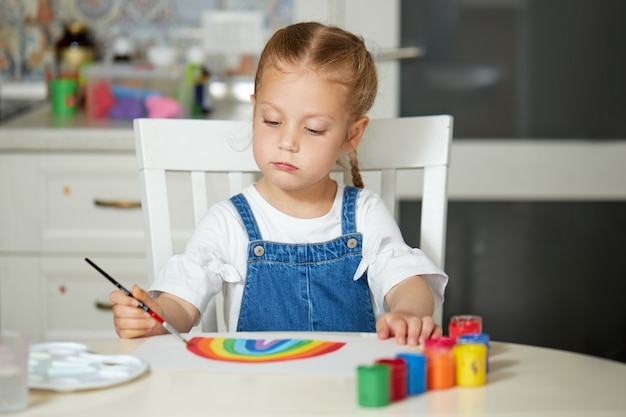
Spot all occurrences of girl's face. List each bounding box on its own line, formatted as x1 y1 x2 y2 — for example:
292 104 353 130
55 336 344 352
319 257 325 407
251 65 367 195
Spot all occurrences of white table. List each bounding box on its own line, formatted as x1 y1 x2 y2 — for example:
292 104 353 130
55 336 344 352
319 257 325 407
20 333 626 416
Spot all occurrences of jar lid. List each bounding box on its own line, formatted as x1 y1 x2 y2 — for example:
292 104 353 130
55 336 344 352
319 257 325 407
424 336 456 350
457 333 490 344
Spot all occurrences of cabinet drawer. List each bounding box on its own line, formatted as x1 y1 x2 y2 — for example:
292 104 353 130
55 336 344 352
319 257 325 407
39 154 231 254
41 154 145 253
1 256 149 342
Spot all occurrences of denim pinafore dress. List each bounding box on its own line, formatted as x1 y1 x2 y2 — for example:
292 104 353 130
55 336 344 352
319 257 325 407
231 186 376 332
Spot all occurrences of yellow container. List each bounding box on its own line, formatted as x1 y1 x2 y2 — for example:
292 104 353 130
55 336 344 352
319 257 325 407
453 343 487 387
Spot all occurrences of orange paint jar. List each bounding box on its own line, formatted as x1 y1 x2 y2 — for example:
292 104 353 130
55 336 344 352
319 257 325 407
424 337 456 390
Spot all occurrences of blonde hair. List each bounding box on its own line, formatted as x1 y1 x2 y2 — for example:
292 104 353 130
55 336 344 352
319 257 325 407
254 22 378 188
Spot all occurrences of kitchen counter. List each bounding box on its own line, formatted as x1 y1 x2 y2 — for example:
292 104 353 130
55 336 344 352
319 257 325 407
0 105 135 151
0 101 253 152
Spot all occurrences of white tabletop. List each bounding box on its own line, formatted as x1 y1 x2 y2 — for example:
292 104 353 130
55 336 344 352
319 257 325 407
20 333 626 417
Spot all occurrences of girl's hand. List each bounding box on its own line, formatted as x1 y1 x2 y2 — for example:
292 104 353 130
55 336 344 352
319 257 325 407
376 312 442 346
109 285 165 339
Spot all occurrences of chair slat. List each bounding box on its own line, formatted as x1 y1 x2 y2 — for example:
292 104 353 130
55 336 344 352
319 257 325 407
190 171 208 225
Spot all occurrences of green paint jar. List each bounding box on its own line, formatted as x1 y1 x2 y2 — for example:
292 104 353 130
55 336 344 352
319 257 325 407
357 363 390 407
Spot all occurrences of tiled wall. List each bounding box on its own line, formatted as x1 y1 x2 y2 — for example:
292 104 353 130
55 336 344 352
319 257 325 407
0 0 293 81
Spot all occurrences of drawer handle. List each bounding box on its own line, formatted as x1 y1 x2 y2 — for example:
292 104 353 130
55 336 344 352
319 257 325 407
95 301 114 311
94 199 141 209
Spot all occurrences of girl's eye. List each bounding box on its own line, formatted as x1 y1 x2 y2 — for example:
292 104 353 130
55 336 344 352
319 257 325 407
264 120 280 127
306 128 324 135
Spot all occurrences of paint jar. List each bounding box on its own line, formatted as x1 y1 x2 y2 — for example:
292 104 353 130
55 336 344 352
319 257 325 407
448 315 482 341
357 363 390 407
453 343 487 387
457 333 490 372
423 337 456 390
396 352 426 395
375 358 407 401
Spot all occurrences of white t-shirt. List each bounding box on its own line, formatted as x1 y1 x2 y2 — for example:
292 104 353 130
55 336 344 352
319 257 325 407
150 183 448 330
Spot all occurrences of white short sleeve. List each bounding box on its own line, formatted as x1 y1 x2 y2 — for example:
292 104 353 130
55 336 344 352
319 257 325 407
354 188 448 317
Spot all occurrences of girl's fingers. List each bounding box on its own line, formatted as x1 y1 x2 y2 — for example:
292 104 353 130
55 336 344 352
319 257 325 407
376 313 442 346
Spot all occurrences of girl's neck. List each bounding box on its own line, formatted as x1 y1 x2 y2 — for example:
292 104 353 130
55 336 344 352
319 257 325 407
254 177 338 219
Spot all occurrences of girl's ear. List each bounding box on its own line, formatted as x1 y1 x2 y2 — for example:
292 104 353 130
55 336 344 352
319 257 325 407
250 94 256 105
342 116 369 152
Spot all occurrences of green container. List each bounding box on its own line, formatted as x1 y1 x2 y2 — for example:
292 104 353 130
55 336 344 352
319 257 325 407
357 363 390 407
51 79 78 116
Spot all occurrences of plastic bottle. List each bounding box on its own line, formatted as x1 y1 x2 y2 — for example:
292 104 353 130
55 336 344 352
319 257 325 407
55 22 96 80
181 46 204 117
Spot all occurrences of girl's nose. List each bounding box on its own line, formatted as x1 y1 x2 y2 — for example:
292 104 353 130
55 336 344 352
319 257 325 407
278 132 299 152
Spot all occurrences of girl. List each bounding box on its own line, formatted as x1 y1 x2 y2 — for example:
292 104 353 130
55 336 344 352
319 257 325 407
111 22 448 346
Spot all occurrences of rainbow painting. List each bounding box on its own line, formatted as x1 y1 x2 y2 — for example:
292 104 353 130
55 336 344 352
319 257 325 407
186 337 346 363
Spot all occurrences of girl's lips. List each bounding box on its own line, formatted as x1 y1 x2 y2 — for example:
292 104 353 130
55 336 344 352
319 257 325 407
273 162 298 172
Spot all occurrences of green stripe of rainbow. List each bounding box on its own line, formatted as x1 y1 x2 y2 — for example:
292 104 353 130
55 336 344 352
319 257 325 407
187 337 346 363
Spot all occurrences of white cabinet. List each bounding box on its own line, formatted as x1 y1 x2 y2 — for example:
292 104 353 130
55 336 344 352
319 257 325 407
0 102 246 341
0 150 154 341
0 133 233 342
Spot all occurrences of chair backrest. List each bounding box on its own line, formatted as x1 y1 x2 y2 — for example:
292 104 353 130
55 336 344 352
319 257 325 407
134 115 453 331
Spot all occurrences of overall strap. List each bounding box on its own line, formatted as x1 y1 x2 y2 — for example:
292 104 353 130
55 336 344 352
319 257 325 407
230 194 262 241
341 186 360 235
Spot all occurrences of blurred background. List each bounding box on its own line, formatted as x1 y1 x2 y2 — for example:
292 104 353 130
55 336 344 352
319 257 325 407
0 0 624 362
397 0 626 364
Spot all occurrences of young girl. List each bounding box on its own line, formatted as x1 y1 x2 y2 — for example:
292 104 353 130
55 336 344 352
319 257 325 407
111 22 448 346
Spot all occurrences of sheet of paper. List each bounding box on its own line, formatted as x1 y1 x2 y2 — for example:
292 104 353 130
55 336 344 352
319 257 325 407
131 332 418 376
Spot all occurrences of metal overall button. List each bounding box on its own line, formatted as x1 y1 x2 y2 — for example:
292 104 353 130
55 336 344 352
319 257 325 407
346 238 358 249
253 245 265 257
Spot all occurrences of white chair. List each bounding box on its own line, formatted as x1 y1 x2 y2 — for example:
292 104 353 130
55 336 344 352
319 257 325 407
133 115 453 331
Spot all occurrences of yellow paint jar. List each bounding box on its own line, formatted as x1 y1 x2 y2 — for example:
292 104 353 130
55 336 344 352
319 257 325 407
453 343 487 387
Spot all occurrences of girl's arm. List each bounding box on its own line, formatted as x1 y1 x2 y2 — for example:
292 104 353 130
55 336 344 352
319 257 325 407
376 275 441 346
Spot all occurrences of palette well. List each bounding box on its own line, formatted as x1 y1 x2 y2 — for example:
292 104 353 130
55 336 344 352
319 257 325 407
28 342 149 392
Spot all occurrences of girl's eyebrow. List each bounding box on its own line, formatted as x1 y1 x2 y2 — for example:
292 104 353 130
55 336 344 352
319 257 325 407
258 101 336 123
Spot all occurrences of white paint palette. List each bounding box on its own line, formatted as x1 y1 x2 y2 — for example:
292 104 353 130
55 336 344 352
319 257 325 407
28 342 148 392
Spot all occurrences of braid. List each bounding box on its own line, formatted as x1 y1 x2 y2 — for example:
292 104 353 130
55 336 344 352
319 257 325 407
349 150 364 188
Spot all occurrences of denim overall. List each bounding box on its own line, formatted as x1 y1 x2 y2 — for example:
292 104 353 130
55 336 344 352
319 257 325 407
232 186 376 332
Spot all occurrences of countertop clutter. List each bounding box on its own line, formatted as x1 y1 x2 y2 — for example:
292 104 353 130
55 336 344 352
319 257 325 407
0 98 252 151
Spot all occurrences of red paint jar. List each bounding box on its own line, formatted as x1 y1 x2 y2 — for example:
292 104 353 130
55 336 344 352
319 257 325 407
448 315 482 341
375 358 407 401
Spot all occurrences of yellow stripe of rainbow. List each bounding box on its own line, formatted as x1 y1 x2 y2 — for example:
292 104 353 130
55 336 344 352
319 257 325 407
187 337 346 363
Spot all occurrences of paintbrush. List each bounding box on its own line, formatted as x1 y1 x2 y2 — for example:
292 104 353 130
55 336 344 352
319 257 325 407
85 257 189 345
